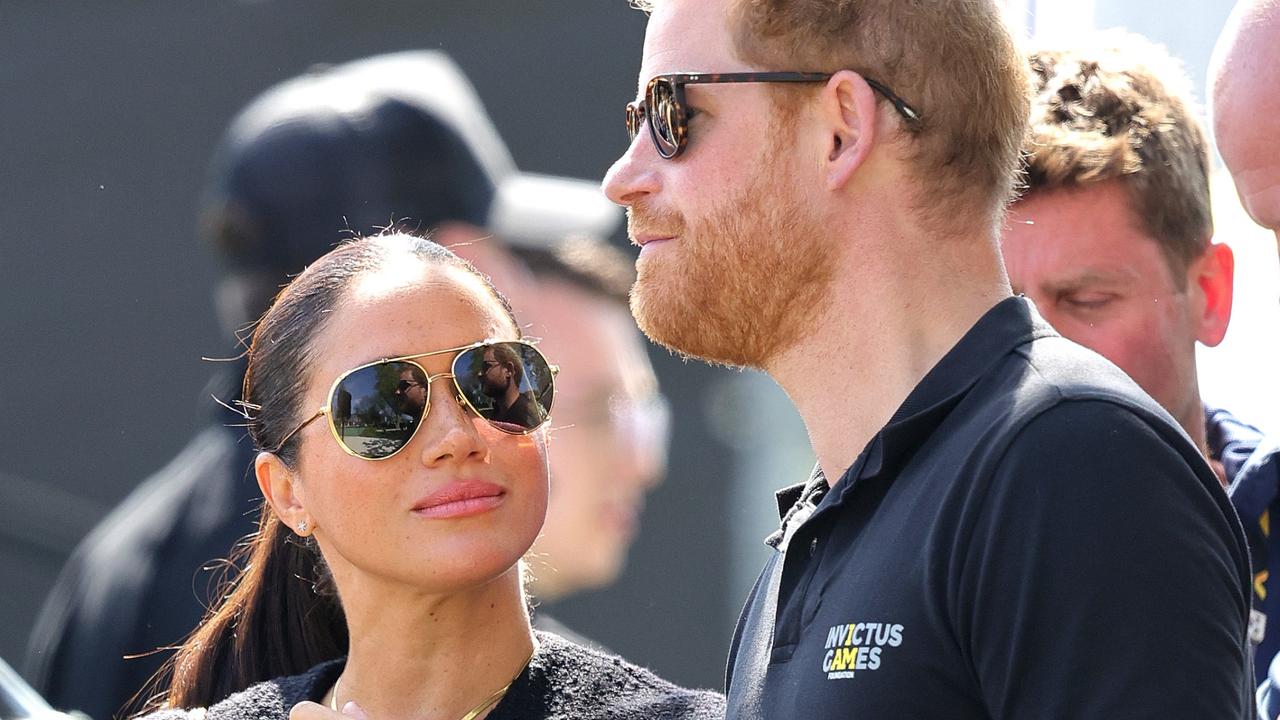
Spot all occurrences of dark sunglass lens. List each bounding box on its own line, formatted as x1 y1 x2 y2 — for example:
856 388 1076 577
330 361 428 458
454 342 554 434
649 80 681 157
626 103 642 140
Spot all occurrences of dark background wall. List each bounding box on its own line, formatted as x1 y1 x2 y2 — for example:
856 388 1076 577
0 1 741 691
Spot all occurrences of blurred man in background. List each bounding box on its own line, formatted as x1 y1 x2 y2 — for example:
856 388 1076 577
511 237 670 639
1002 34 1280 686
24 51 621 720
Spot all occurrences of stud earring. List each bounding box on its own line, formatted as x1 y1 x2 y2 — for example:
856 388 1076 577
298 520 309 534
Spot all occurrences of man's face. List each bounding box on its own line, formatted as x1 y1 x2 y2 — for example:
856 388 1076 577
479 349 512 397
602 0 834 369
1002 181 1221 431
395 367 427 413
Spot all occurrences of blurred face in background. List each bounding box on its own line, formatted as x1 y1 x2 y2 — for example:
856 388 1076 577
1002 181 1232 446
527 279 669 599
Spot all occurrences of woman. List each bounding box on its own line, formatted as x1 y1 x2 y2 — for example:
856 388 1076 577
142 234 724 719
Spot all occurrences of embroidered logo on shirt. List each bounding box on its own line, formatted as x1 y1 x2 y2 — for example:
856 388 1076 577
1250 609 1267 646
821 621 904 680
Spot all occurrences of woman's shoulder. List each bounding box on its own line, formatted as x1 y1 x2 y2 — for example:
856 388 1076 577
136 659 344 720
503 631 725 719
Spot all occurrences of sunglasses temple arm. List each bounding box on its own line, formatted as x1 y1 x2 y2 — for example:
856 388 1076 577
272 408 326 453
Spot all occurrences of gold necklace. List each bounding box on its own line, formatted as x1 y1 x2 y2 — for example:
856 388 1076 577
328 646 536 720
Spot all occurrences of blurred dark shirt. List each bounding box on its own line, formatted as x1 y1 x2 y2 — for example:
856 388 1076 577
26 408 258 719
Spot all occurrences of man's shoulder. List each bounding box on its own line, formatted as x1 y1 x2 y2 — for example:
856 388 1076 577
1013 333 1167 415
912 332 1224 520
522 631 725 719
964 332 1184 451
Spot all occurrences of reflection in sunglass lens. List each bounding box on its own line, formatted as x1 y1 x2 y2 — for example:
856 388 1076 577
626 103 643 141
649 80 681 156
330 361 428 459
453 341 555 435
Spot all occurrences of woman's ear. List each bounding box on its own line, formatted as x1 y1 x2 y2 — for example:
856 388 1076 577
256 451 313 536
821 70 880 192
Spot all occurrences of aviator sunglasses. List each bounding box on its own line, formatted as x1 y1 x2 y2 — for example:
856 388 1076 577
275 340 557 460
625 72 923 159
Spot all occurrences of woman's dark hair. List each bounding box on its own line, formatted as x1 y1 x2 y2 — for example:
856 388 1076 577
144 233 519 710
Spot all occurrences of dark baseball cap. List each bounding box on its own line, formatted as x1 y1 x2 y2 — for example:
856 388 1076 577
203 50 619 275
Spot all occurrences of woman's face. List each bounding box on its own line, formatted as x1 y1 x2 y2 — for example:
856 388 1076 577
286 262 549 594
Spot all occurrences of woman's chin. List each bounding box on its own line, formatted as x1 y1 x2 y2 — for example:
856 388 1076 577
400 540 535 593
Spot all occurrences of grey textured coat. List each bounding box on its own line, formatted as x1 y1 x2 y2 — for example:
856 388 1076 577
144 632 725 720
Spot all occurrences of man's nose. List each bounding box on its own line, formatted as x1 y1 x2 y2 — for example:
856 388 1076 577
603 132 662 207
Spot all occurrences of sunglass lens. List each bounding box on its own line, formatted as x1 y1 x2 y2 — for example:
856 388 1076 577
329 361 428 458
626 103 642 141
648 79 681 157
454 342 555 434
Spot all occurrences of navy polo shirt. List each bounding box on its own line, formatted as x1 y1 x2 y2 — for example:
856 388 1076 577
724 297 1253 719
1209 406 1280 687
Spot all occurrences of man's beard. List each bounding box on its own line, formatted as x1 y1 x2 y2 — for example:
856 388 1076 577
628 154 835 370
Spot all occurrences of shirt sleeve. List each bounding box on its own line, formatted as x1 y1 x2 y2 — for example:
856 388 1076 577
954 399 1252 719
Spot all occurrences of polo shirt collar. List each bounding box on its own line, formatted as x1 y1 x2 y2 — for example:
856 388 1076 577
771 296 1057 533
855 296 1054 484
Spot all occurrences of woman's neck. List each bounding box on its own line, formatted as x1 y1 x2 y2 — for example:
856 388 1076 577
331 566 536 720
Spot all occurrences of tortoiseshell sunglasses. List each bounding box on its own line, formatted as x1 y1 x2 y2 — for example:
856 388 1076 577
625 72 922 159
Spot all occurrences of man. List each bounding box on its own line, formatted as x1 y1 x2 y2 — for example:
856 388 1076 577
1212 0 1280 248
1002 34 1280 687
24 51 619 720
603 0 1253 716
1212 2 1280 709
511 237 669 630
479 343 547 431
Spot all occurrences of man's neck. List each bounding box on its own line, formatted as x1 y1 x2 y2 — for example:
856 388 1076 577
1189 396 1228 486
767 234 1011 489
1186 399 1210 460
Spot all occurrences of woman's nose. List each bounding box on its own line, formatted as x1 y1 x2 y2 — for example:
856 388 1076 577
417 377 489 468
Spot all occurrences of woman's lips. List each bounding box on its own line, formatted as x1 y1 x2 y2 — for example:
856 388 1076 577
412 480 506 519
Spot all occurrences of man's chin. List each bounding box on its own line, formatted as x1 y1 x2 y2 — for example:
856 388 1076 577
631 284 760 369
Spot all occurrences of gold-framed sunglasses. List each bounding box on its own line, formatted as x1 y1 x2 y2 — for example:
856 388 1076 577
625 71 922 159
276 339 557 460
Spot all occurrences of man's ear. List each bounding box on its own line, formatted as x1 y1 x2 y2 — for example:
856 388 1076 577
821 70 880 192
1190 241 1235 347
256 451 313 536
